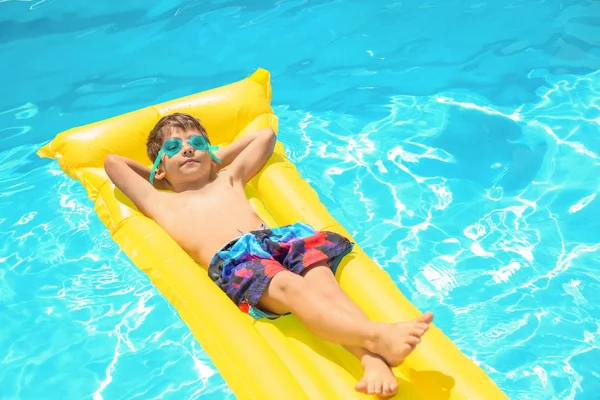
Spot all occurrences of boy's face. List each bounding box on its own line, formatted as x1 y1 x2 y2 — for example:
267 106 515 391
155 128 214 187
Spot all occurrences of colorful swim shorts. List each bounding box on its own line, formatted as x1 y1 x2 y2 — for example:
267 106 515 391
208 222 354 319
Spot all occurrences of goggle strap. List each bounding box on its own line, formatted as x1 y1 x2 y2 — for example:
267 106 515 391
208 145 221 164
149 149 164 185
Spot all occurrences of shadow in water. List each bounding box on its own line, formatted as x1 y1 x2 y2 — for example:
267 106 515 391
417 107 547 194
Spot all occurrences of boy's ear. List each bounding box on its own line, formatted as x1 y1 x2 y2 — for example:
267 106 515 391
154 166 166 181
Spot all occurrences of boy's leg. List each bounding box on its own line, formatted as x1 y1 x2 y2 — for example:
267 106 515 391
302 263 400 397
256 264 433 368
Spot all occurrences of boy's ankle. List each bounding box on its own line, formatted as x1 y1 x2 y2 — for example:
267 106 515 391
362 322 383 350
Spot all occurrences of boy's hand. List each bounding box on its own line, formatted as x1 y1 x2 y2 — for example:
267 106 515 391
104 154 165 217
217 128 276 186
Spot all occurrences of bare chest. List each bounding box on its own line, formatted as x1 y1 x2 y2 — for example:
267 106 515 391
155 183 263 265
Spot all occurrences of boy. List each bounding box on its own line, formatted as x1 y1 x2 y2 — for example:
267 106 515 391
104 113 433 398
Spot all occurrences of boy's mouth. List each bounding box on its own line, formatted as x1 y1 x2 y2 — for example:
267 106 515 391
182 159 197 165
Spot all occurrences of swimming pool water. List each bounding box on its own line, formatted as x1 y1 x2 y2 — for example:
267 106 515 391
1 1 599 399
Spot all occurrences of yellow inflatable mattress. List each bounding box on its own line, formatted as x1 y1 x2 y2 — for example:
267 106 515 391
38 69 508 400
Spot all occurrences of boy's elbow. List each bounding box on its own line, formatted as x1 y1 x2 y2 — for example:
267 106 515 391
257 127 275 138
264 127 275 136
104 154 115 169
106 152 127 162
104 154 123 178
262 128 276 148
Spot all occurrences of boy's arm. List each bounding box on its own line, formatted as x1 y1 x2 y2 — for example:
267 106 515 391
217 128 276 185
105 155 170 190
104 154 164 217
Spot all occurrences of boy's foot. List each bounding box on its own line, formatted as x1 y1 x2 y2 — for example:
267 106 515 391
355 354 399 398
367 312 434 367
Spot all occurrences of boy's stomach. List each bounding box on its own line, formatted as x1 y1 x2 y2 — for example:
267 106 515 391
161 213 268 267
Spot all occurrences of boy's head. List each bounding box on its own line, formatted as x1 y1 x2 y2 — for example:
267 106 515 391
146 113 220 190
146 113 209 162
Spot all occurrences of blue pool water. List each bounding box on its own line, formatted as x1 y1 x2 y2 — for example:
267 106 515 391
1 1 599 398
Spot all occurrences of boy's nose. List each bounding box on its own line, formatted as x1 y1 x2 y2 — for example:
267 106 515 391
182 144 194 156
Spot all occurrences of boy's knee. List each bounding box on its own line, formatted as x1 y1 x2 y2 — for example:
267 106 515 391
272 272 306 298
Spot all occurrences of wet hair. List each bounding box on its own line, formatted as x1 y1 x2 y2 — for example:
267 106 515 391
146 113 210 162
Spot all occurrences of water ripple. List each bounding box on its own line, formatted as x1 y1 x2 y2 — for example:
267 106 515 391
278 66 600 399
0 164 225 398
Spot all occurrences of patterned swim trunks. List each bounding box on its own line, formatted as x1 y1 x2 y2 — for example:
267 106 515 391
208 222 354 319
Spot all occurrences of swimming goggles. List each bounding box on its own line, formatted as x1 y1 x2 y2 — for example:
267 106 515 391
149 134 221 184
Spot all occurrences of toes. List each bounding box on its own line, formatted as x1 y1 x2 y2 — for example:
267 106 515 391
417 311 434 324
411 327 425 337
368 380 376 394
370 380 383 395
407 335 421 346
411 322 430 337
382 382 391 396
386 380 399 396
355 379 368 393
